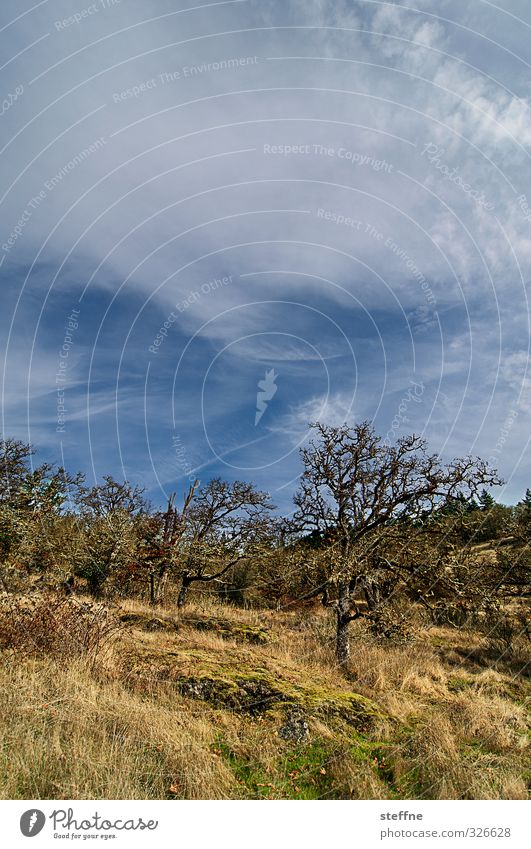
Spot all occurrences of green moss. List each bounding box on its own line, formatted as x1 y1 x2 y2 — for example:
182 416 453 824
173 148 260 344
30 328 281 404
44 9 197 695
276 741 338 799
180 662 382 726
214 737 344 799
214 740 279 799
447 676 471 693
393 764 422 799
182 616 272 644
121 612 271 644
125 645 385 729
120 613 179 633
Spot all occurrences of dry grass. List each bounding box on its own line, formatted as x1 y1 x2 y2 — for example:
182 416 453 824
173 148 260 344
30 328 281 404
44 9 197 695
0 594 528 800
0 656 236 799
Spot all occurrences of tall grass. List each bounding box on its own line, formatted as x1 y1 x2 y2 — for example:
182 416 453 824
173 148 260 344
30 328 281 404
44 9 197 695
0 594 528 800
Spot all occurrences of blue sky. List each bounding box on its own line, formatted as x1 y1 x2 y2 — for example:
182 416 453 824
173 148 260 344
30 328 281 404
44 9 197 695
1 0 531 511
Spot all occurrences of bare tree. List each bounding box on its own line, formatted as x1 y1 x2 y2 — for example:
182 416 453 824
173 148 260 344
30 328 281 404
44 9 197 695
176 479 275 607
76 475 147 517
0 439 84 592
141 482 198 605
0 438 83 513
0 439 35 506
135 479 275 607
292 422 502 663
75 476 148 597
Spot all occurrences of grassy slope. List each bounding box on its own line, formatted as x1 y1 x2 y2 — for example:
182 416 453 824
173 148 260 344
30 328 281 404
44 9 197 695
0 598 529 800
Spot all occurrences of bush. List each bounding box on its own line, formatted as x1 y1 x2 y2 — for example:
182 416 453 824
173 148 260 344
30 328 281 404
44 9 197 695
368 603 413 642
430 600 475 628
0 593 121 666
479 604 529 661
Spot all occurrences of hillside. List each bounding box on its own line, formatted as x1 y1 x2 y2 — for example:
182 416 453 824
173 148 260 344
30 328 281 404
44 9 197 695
0 595 528 800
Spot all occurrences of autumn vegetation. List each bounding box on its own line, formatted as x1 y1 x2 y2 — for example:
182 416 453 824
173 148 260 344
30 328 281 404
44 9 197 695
0 426 529 800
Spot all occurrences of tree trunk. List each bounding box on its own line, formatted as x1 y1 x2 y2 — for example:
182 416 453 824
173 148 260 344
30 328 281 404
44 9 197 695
177 576 191 608
150 564 169 605
336 582 352 664
149 572 157 605
88 571 104 598
362 578 379 611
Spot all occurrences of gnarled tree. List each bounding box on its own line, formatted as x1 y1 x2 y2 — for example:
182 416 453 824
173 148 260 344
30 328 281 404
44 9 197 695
139 482 198 605
135 478 275 607
75 476 148 597
291 421 502 663
0 439 84 591
176 478 275 607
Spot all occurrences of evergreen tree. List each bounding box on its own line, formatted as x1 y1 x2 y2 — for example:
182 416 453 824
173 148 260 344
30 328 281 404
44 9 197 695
479 489 496 510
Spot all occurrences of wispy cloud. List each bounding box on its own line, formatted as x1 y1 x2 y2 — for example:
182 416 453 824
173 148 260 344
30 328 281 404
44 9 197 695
1 0 531 506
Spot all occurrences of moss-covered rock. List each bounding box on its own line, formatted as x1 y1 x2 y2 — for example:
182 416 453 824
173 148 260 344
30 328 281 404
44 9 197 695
120 611 271 644
181 615 272 644
124 645 385 730
120 613 179 632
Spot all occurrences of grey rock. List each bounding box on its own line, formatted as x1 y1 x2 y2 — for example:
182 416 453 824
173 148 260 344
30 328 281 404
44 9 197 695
278 711 310 743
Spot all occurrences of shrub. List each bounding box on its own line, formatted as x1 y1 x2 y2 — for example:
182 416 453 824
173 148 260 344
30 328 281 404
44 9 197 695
479 604 529 661
430 600 475 628
0 593 121 667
